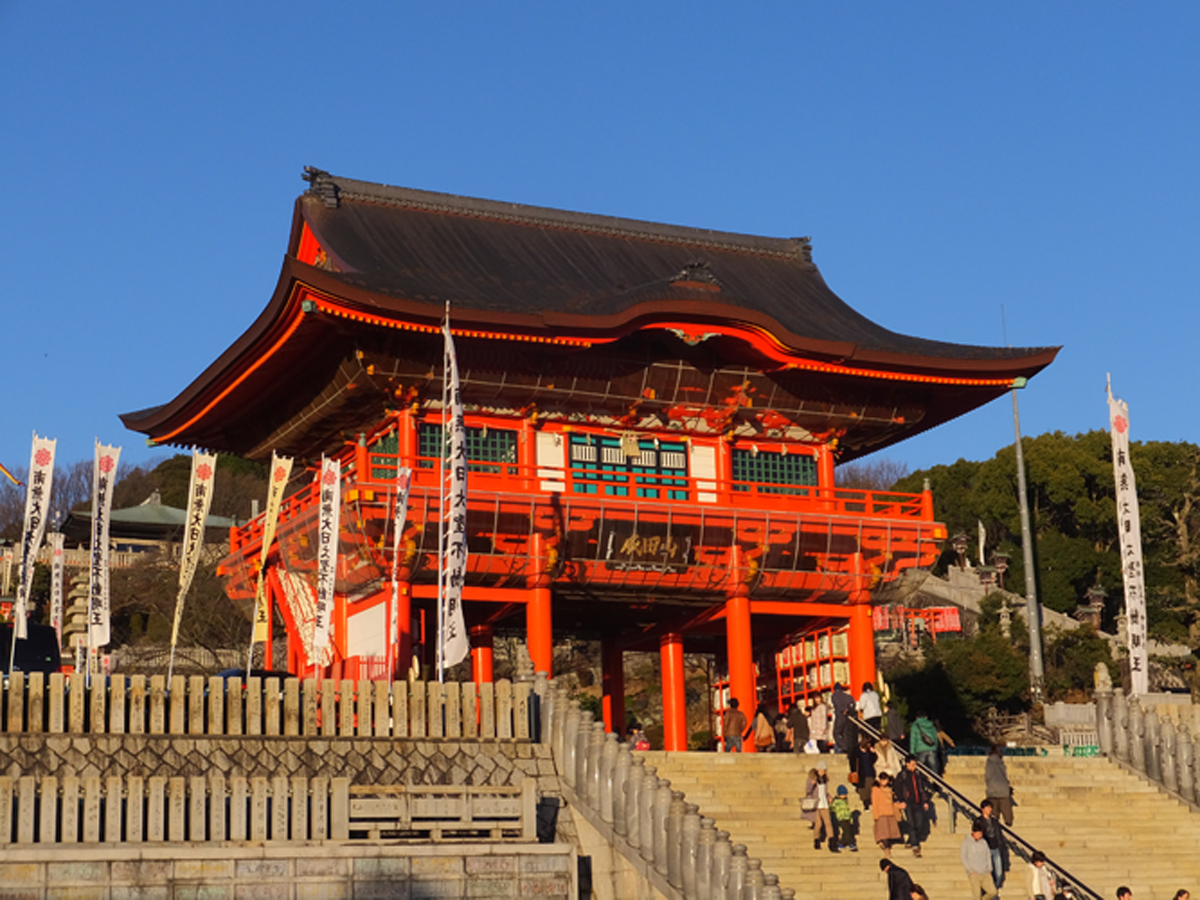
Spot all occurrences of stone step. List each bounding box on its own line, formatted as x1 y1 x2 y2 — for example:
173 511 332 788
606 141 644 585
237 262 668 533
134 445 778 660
635 751 1200 898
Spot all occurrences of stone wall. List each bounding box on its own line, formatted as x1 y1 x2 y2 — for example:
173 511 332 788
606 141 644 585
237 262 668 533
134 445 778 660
0 841 575 899
0 733 555 787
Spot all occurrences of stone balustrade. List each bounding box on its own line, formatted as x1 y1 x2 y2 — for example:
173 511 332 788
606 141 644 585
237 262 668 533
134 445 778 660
536 672 789 900
0 773 538 845
1095 685 1200 805
1 672 532 740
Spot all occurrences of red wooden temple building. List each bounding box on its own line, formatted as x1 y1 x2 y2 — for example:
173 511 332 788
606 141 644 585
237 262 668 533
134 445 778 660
123 168 1057 750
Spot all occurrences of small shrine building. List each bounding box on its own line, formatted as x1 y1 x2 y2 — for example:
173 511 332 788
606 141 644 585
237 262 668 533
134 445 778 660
122 169 1058 750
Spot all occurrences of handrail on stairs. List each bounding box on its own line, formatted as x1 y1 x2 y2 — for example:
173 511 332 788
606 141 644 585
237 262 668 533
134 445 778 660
851 718 1103 900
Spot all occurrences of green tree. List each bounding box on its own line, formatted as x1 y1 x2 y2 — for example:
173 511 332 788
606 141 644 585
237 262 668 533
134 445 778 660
1042 625 1115 702
898 431 1200 646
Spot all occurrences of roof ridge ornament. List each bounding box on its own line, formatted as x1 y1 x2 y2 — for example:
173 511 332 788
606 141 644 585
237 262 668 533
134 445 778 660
672 260 721 288
302 166 340 208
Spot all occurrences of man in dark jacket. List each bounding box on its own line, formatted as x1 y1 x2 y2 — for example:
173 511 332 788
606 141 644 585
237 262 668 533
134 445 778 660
892 756 931 856
831 683 856 755
883 701 906 743
880 858 914 900
786 701 809 753
978 799 1007 889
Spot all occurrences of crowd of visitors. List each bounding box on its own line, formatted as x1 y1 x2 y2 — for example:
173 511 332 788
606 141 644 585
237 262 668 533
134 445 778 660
712 684 1185 900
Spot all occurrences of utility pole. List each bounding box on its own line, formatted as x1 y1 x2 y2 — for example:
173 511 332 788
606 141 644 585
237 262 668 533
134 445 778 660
1011 377 1045 701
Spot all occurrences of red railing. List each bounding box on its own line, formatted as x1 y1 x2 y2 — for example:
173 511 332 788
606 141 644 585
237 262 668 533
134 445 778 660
220 454 942 605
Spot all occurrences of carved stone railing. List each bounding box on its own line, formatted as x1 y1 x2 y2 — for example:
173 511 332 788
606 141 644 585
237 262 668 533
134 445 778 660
534 672 792 900
1094 685 1200 808
1 673 532 740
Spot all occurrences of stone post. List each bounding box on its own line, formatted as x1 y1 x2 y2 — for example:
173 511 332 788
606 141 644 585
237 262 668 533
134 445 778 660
533 671 549 741
712 830 732 900
1094 684 1114 756
726 844 748 900
743 858 764 900
1160 718 1177 792
638 772 659 862
1145 709 1162 782
666 790 686 889
696 816 717 900
624 756 646 846
682 802 701 900
653 779 673 875
576 711 594 791
544 682 559 754
1129 698 1146 773
553 684 569 763
600 731 619 823
762 873 782 900
1177 723 1195 803
1113 689 1130 763
586 722 605 808
611 741 632 835
563 703 581 788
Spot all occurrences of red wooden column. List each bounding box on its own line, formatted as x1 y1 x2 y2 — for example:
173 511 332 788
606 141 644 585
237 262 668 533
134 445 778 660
724 588 757 753
471 625 495 684
527 533 554 677
661 632 688 752
395 578 412 679
848 600 877 695
355 433 369 483
601 635 626 736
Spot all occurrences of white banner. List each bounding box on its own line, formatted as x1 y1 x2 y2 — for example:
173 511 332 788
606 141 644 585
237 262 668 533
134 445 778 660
49 532 65 644
439 322 470 670
88 442 121 647
169 450 218 652
15 433 56 640
1108 379 1149 695
313 457 341 656
389 465 413 682
253 453 293 642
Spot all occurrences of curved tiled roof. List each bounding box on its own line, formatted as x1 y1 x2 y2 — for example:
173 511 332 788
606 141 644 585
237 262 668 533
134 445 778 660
121 170 1058 461
295 169 1057 371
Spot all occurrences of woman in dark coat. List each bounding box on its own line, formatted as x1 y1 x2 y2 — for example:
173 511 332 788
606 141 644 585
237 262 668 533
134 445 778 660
852 736 877 809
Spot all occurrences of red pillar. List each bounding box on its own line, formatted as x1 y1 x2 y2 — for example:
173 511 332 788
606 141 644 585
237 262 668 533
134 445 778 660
601 635 626 736
471 625 495 684
819 445 836 510
527 534 553 677
848 601 877 695
724 588 757 753
661 632 688 752
355 433 369 483
395 579 412 680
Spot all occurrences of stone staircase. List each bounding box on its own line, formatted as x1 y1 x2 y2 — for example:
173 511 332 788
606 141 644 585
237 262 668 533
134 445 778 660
638 750 1200 900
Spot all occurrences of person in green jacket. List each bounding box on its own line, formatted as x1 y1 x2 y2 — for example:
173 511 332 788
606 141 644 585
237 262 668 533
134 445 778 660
829 785 858 852
908 711 939 773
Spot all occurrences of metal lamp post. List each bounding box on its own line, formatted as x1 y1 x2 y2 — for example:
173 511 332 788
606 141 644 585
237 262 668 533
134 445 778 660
1011 377 1045 701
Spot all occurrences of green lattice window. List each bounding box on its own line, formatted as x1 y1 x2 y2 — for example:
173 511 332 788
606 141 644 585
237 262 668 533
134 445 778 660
370 432 401 480
417 422 519 474
569 434 688 500
731 448 817 495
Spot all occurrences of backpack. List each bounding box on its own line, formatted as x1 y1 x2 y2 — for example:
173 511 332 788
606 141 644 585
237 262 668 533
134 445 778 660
755 714 775 747
911 718 937 752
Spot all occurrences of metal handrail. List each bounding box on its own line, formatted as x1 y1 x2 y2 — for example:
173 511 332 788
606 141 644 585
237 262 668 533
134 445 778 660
851 718 1102 900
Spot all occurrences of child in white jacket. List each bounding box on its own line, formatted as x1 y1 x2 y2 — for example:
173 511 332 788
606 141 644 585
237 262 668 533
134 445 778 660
1027 850 1057 900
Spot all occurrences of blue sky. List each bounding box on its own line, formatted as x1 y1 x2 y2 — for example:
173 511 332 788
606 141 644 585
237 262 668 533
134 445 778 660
2 3 1197 480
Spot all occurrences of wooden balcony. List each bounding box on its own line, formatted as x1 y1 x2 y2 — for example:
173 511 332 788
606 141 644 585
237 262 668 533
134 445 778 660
221 457 943 606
